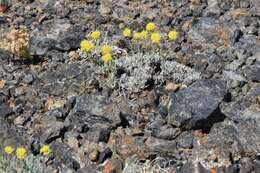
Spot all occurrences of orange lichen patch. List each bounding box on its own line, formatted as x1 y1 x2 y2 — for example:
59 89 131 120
103 160 116 173
0 79 6 89
45 98 65 110
194 130 206 138
217 28 232 47
8 99 16 108
165 82 180 92
210 168 217 173
0 5 8 13
108 129 145 160
182 20 193 31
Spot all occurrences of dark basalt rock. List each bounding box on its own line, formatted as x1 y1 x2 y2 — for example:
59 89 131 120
0 104 14 118
65 94 121 142
244 60 260 82
1 0 260 172
191 120 260 170
97 147 113 164
167 79 227 131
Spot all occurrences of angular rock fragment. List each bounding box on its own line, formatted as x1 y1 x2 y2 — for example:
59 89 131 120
167 80 227 130
191 120 260 170
65 94 121 142
188 17 239 48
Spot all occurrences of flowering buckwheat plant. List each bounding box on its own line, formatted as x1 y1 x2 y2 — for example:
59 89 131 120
76 22 187 94
0 145 52 173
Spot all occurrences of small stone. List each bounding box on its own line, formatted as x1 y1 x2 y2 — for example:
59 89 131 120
68 51 80 60
13 86 27 97
45 99 65 111
0 80 6 89
0 104 14 118
103 159 123 173
66 137 79 149
99 2 111 15
14 115 27 125
257 96 260 105
40 121 65 143
89 150 99 162
23 74 34 84
97 148 113 164
0 5 8 13
165 82 179 92
103 160 115 173
46 108 66 119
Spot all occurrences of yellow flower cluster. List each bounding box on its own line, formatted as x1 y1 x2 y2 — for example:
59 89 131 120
146 22 157 31
101 45 113 63
101 45 112 54
3 145 51 159
123 28 132 38
168 30 179 41
80 30 113 63
40 145 51 155
80 40 95 53
4 146 14 154
16 147 27 159
91 31 101 40
80 25 180 64
122 22 180 45
151 33 161 44
102 54 113 63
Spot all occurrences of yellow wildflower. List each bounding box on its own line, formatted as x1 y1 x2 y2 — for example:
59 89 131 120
102 53 113 63
168 30 179 41
133 32 142 40
101 45 112 55
40 145 51 156
123 28 132 38
140 30 148 40
91 31 101 40
151 33 161 44
80 40 95 53
146 22 156 31
16 147 27 159
4 146 14 154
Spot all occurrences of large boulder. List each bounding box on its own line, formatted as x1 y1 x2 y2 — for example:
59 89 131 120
167 80 227 130
191 120 260 170
188 17 239 48
65 94 122 143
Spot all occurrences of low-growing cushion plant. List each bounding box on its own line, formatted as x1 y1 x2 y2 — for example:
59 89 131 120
76 22 201 94
0 146 51 173
0 154 50 173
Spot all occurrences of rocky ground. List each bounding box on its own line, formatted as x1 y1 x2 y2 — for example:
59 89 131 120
0 0 260 173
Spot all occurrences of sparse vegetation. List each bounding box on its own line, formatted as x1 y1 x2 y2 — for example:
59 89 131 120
0 29 31 59
0 154 50 173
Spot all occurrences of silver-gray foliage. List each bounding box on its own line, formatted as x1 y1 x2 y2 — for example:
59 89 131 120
80 51 201 93
0 154 50 173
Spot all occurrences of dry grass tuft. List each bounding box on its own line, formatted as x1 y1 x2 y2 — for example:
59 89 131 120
0 29 31 59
